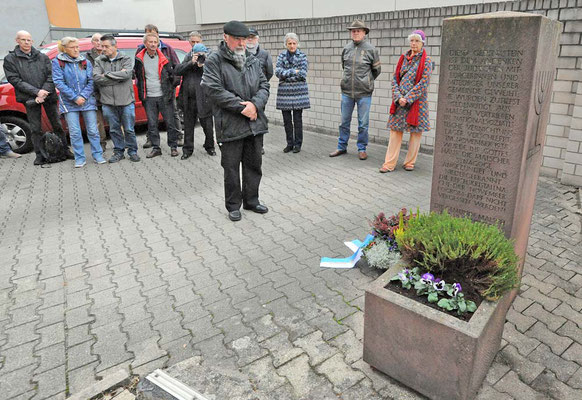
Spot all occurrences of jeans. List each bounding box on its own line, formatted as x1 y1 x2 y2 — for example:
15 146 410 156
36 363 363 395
23 99 66 156
0 124 12 154
282 109 303 148
144 96 179 150
102 103 138 155
64 110 103 163
219 134 263 211
337 94 372 152
182 94 215 154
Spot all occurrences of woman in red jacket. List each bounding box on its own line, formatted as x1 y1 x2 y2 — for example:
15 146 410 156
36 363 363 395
380 30 433 173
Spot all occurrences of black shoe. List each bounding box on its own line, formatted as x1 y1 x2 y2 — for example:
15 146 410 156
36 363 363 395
206 149 216 156
65 148 75 160
293 146 301 153
228 210 242 221
128 153 141 162
146 148 162 158
283 146 293 153
33 155 46 165
243 204 269 214
108 152 125 163
181 153 192 160
143 139 153 149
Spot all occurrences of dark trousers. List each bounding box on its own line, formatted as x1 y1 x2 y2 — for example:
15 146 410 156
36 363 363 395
24 99 66 155
220 134 263 212
182 95 215 154
144 96 179 150
282 109 303 148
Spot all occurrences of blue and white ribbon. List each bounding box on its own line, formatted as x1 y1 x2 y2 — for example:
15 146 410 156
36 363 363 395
320 234 375 269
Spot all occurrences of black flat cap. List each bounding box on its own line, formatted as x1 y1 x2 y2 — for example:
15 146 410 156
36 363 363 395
248 28 259 36
224 20 250 37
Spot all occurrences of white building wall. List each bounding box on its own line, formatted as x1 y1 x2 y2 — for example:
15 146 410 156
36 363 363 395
0 0 50 59
77 0 177 31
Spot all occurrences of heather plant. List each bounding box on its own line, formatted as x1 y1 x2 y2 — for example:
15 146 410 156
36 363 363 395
394 211 519 300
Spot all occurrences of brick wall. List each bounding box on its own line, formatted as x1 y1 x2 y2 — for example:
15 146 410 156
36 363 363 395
194 0 582 186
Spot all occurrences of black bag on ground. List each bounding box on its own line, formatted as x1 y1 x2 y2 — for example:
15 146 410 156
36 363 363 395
39 132 68 163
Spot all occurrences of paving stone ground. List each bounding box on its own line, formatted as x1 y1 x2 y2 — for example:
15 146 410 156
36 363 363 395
0 125 580 399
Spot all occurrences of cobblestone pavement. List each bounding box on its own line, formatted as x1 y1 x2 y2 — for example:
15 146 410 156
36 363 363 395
0 126 581 399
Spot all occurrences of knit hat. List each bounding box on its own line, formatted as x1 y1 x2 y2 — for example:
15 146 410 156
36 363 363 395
347 20 370 34
192 43 208 53
409 29 426 43
223 20 250 37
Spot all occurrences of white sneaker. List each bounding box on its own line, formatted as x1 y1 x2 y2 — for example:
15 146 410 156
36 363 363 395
74 161 86 168
0 151 21 159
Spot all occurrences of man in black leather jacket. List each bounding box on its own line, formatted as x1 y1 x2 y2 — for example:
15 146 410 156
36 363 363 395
201 20 270 222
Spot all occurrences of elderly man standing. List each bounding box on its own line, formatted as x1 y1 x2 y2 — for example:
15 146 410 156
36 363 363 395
3 30 73 165
175 43 215 159
86 32 108 151
188 31 203 46
93 34 140 163
134 32 180 158
246 28 273 81
202 21 270 222
329 20 381 160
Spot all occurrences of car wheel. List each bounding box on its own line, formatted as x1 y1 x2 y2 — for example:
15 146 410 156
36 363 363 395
1 116 32 154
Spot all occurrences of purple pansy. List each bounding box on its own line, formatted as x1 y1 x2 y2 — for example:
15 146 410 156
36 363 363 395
453 282 462 296
398 272 408 282
420 272 434 284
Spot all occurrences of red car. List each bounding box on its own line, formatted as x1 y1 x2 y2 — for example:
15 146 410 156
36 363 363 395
0 35 192 153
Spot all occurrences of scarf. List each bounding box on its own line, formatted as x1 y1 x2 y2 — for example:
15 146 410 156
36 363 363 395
286 50 296 63
389 48 426 127
225 45 246 70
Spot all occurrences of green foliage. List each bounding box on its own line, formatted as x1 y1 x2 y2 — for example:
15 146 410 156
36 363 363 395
363 239 402 270
395 211 519 300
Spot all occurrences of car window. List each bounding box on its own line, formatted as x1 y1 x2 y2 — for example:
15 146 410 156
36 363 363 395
175 49 187 63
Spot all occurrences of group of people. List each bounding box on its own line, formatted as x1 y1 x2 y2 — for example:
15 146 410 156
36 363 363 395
1 19 432 221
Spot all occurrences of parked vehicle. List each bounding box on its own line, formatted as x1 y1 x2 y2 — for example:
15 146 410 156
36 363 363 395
0 35 192 153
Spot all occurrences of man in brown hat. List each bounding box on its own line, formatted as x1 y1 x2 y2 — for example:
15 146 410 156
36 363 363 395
330 19 381 160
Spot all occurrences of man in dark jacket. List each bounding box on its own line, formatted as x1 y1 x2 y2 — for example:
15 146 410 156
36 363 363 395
86 32 108 151
246 28 273 81
134 32 180 158
175 43 215 159
201 20 270 222
93 35 140 163
329 20 381 161
137 24 183 148
3 30 72 165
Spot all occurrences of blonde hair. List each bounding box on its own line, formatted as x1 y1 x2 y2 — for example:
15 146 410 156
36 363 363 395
143 32 159 44
58 36 78 53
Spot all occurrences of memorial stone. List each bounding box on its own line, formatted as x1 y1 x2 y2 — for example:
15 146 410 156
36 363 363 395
430 11 562 276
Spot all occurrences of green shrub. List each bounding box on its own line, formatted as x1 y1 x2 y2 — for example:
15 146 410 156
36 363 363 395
363 239 402 270
395 211 519 300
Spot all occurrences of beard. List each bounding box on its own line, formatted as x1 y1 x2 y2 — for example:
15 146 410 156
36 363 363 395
233 48 246 56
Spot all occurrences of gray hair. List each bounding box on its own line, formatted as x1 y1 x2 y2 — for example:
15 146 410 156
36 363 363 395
58 36 78 52
284 32 299 46
91 33 102 41
100 34 117 46
189 31 202 38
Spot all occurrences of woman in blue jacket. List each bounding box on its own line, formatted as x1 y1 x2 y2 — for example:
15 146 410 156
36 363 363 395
275 33 310 153
52 37 104 167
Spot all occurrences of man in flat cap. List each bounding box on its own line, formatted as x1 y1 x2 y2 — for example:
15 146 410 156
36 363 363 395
330 19 381 161
201 20 270 222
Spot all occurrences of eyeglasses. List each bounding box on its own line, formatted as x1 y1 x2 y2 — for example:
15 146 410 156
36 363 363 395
66 46 80 50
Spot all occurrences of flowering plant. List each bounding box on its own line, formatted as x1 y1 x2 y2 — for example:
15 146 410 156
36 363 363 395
390 267 477 315
368 208 415 250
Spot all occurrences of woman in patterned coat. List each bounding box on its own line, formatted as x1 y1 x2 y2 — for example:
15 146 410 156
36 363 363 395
380 30 433 172
275 33 310 153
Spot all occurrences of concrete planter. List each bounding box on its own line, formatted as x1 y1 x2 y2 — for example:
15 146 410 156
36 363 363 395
363 264 512 400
